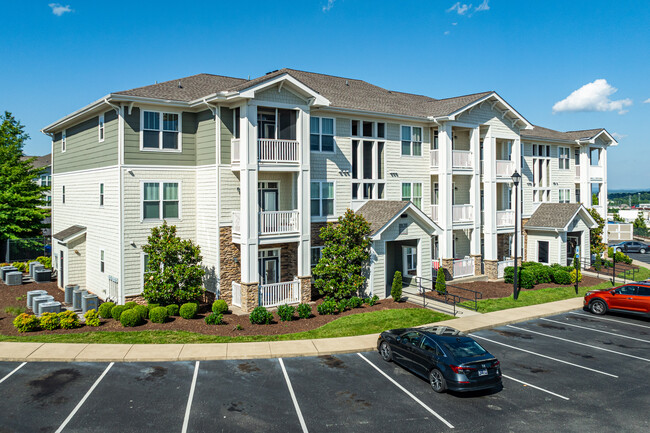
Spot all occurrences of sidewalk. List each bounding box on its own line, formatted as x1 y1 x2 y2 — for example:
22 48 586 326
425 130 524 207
0 297 584 363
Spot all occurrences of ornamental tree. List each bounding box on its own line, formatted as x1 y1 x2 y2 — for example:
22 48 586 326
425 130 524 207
313 209 371 300
141 221 205 305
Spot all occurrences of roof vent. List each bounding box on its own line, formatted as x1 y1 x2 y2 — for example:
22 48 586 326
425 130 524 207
266 70 279 75
178 80 183 89
345 80 349 86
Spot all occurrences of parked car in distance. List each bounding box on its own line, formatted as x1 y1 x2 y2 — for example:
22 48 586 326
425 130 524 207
377 326 502 393
584 282 650 316
611 241 650 254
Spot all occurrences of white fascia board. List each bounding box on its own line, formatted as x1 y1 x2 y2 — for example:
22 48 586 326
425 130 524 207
237 74 331 106
370 203 441 240
590 129 618 146
438 92 534 130
55 228 87 243
314 106 429 123
564 206 598 230
42 95 113 133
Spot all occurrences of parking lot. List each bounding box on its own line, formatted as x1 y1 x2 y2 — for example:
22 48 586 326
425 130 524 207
1 310 649 432
629 251 650 266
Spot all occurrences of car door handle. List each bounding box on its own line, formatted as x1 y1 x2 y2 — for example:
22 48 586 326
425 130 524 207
628 297 634 299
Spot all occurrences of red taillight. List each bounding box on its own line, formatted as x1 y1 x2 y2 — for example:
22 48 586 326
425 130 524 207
493 360 500 368
449 365 476 374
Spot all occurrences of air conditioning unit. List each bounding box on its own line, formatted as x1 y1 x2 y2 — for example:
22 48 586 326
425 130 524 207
29 262 42 278
72 289 87 310
33 295 54 314
82 294 98 313
1 266 18 281
34 269 52 283
6 271 23 286
27 290 48 308
40 301 62 314
65 285 79 304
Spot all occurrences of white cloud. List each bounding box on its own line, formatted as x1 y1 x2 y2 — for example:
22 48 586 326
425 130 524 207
49 3 71 16
611 132 627 141
644 98 650 104
552 79 633 115
444 31 451 35
447 2 472 15
452 22 458 25
475 0 490 12
322 0 335 12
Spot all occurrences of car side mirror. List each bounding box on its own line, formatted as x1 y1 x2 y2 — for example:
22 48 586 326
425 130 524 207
611 290 618 295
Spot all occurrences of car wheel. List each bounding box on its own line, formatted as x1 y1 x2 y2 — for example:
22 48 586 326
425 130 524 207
379 341 393 362
590 299 608 315
616 247 623 253
429 368 447 393
640 248 646 254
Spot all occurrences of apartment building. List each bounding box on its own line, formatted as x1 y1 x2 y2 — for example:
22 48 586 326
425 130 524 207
42 69 616 311
21 154 52 237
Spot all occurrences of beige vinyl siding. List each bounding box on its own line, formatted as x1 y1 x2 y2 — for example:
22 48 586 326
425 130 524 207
52 110 118 174
196 166 218 292
526 230 560 265
456 103 520 138
195 110 216 165
256 86 307 106
123 107 197 166
454 230 471 258
220 168 240 225
220 107 234 164
453 175 472 204
453 129 470 151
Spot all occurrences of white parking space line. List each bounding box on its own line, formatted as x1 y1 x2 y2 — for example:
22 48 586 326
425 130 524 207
507 325 650 363
357 353 455 429
502 375 569 401
0 362 26 385
541 318 650 343
471 334 618 378
278 358 309 433
54 362 114 433
568 312 650 330
181 361 200 433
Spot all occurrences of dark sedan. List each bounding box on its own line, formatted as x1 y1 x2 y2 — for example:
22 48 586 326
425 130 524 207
377 326 502 393
612 241 650 254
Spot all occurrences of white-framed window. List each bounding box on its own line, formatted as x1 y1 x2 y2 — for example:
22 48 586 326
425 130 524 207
311 246 324 268
351 120 386 139
99 183 104 207
142 181 180 220
98 114 105 142
559 188 571 203
40 175 51 187
351 139 385 201
141 110 181 151
403 246 417 276
310 117 335 152
311 181 334 218
62 185 65 204
401 182 423 208
100 250 105 273
538 241 549 264
45 195 51 206
401 126 422 156
61 130 66 152
559 146 570 169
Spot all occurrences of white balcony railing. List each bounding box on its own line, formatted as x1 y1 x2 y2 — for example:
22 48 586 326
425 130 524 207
590 165 604 180
231 139 240 164
452 204 473 223
575 165 581 179
259 280 301 308
260 210 299 234
453 257 474 278
232 211 241 234
497 259 514 279
496 210 515 227
496 160 515 177
452 150 472 169
258 139 299 163
430 150 439 168
430 204 439 222
232 282 242 307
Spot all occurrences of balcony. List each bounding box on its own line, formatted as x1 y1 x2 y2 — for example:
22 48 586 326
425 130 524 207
232 210 300 237
590 165 604 180
430 204 439 222
452 204 473 223
496 210 515 227
430 150 439 169
496 160 515 178
575 165 581 180
452 150 472 169
231 138 299 165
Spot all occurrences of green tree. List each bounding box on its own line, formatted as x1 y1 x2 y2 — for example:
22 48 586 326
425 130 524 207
587 207 606 255
313 209 371 300
435 267 446 294
0 112 49 259
391 271 403 302
592 193 599 206
633 213 648 230
141 221 205 305
612 211 625 223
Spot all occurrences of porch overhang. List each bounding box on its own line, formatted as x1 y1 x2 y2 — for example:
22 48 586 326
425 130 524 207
53 225 87 244
356 200 442 241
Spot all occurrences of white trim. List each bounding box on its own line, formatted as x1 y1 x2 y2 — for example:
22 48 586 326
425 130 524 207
140 180 183 222
438 92 533 130
369 201 441 240
139 109 183 152
400 181 423 209
310 180 335 219
237 73 330 107
98 114 105 142
309 116 336 153
100 249 105 273
400 125 424 157
52 165 120 177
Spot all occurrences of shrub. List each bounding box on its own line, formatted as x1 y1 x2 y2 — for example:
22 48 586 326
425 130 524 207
149 306 169 323
98 302 115 319
518 269 535 290
4 306 26 316
212 299 228 315
124 301 138 309
616 251 632 265
133 304 149 321
336 299 350 313
553 269 572 285
277 304 296 322
120 309 142 327
84 309 101 327
297 303 312 319
317 298 338 315
35 256 52 268
58 310 81 329
570 269 582 284
166 304 180 316
391 271 403 302
532 265 553 284
594 254 602 271
179 303 198 319
367 295 379 306
13 313 40 332
11 262 27 273
111 305 129 321
435 267 446 294
249 306 273 324
39 312 60 330
147 303 160 313
349 296 363 309
204 312 224 325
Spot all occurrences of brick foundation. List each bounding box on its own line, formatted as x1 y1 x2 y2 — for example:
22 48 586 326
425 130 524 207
471 254 482 276
484 260 498 280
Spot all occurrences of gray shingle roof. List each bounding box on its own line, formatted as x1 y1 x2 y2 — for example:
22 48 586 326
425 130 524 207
114 73 247 102
521 125 604 142
53 225 86 241
21 154 51 168
524 203 582 230
355 200 410 235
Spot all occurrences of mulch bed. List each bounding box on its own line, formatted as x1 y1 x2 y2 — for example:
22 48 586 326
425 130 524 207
424 274 605 301
0 279 422 338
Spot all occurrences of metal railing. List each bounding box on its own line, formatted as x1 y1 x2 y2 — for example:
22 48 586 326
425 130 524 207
411 275 483 315
259 280 301 308
452 204 473 223
496 160 515 177
258 139 299 163
453 257 474 278
232 281 242 307
452 150 472 168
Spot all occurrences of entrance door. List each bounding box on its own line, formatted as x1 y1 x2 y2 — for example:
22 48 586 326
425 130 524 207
59 250 64 288
567 232 581 266
402 246 417 277
259 249 280 285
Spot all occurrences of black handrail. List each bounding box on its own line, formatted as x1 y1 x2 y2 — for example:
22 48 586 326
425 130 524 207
409 276 482 314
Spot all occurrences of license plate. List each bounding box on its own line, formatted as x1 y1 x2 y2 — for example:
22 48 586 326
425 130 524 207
478 369 488 376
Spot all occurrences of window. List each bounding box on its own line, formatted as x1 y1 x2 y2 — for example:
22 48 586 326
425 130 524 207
532 144 551 203
311 181 334 217
142 111 180 150
352 139 385 201
401 182 422 208
401 331 423 346
401 126 422 156
98 114 105 142
62 185 65 204
142 182 180 220
310 117 334 152
574 148 580 165
99 183 104 206
576 187 581 203
45 195 51 206
62 130 66 152
559 147 570 169
100 250 105 273
538 241 549 263
559 188 571 203
421 338 443 356
311 246 324 268
404 246 417 276
40 175 51 187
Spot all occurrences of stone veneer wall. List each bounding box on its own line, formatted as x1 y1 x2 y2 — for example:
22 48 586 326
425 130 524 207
521 218 530 261
261 242 298 282
484 260 498 280
219 226 240 306
471 254 482 276
441 258 454 280
310 222 328 247
497 233 511 261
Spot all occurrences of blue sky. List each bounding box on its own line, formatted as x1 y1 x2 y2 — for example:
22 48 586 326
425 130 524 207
2 0 648 189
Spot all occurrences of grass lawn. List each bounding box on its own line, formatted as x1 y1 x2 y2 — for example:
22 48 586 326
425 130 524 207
461 266 650 314
0 308 452 344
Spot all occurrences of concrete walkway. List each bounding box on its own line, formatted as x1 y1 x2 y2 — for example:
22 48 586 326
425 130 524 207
0 296 584 363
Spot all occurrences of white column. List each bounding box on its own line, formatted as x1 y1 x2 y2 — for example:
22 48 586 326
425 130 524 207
579 145 590 207
601 147 608 243
438 122 454 258
297 109 311 277
470 126 481 255
239 103 259 284
483 131 497 261
512 137 522 258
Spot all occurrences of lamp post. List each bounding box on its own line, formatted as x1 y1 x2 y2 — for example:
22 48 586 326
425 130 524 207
512 171 521 300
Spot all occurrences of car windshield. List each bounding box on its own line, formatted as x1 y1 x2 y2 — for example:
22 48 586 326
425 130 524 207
442 339 488 358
